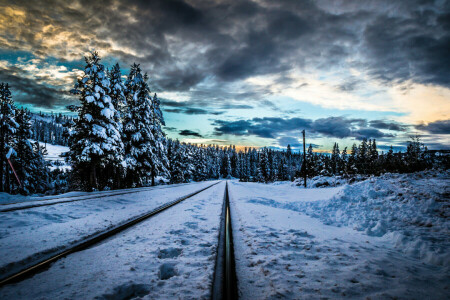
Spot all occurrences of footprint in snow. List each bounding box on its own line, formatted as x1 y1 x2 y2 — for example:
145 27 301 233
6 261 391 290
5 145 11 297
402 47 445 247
158 247 182 259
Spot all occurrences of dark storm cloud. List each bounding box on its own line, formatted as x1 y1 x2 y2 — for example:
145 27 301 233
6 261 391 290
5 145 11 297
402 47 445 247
0 66 71 108
164 107 223 115
362 3 450 86
369 120 408 131
353 128 395 140
214 117 313 139
1 0 449 108
416 120 450 134
179 129 203 138
214 116 401 140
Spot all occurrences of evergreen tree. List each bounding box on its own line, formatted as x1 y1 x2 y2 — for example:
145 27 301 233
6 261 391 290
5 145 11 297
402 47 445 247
149 92 169 185
68 52 123 190
15 109 50 194
168 140 185 183
348 143 358 174
123 64 158 186
0 83 18 193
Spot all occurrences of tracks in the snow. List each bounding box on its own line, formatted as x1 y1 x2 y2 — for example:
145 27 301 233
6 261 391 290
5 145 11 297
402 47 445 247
0 180 240 300
0 183 191 213
0 181 220 287
212 182 239 300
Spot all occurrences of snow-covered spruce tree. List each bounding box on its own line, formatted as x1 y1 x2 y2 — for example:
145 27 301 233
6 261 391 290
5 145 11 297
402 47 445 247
150 92 169 185
107 63 127 187
348 143 358 174
258 148 270 182
69 52 124 191
192 146 207 181
225 152 232 178
340 147 348 175
123 64 168 186
331 142 340 175
15 108 50 194
168 140 189 183
108 63 127 120
357 138 368 174
0 83 18 193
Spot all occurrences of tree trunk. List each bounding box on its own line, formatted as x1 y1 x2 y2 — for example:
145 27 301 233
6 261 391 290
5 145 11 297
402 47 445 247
90 164 97 191
151 165 155 186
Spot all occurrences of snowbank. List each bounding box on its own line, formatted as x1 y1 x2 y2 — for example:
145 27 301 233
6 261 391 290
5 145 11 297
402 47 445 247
292 174 368 188
229 180 449 299
287 170 449 266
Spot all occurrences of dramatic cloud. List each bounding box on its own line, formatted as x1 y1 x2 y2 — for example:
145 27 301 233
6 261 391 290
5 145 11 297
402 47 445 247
1 0 449 107
179 129 203 138
0 0 448 149
214 116 400 140
416 120 450 134
0 63 74 108
369 120 408 131
214 117 313 139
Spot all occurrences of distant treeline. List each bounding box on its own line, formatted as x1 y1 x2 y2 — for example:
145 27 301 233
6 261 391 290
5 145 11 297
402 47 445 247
165 137 448 184
31 112 73 146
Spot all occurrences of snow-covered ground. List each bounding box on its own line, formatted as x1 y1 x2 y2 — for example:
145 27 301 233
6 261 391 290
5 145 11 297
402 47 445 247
228 171 449 299
0 181 217 279
0 171 448 299
35 141 70 171
0 181 225 299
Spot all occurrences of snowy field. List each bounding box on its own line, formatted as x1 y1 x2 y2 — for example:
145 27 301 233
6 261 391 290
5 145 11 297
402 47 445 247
228 170 449 299
36 141 70 172
0 172 448 299
0 181 217 279
0 181 225 299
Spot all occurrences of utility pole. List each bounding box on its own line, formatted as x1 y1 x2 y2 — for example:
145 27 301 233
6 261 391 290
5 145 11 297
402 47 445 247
302 130 306 188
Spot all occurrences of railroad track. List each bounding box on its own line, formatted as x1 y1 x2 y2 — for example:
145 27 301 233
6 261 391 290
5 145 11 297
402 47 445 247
0 181 221 287
212 181 239 300
0 182 194 213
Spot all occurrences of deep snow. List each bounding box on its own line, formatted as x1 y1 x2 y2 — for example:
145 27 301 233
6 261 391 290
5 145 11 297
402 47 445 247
0 172 448 299
0 181 226 299
0 181 217 278
228 172 449 299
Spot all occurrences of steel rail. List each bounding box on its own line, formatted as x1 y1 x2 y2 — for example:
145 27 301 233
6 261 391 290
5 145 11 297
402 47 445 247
0 182 196 212
0 182 193 206
211 181 238 300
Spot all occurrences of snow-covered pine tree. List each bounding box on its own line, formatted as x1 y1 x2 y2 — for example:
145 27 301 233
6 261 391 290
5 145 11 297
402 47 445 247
192 146 207 181
331 142 340 175
286 144 293 181
123 64 154 186
15 108 50 194
348 143 358 174
0 83 18 193
69 52 124 191
150 92 169 185
357 138 368 174
340 147 348 175
108 63 126 120
168 140 185 183
258 148 270 182
107 63 126 187
305 144 314 177
123 65 168 186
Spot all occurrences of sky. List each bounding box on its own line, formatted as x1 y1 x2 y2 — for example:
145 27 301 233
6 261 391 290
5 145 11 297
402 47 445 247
0 0 449 151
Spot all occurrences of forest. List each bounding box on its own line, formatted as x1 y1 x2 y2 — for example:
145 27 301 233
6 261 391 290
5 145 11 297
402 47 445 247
0 52 447 195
